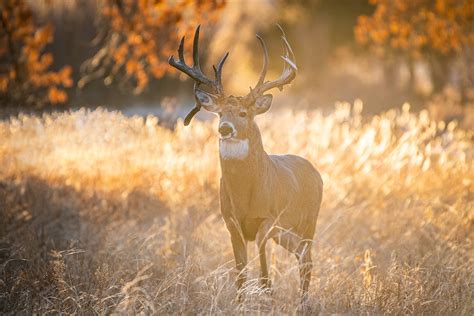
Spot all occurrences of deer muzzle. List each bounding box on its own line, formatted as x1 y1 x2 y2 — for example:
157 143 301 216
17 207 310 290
218 122 236 139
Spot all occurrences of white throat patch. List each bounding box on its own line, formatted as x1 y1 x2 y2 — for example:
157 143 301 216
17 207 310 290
219 139 249 160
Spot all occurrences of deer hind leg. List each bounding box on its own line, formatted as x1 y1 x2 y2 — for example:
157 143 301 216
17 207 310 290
273 230 313 297
255 219 277 289
295 240 312 298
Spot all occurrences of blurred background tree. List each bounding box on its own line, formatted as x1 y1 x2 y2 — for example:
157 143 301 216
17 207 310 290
0 0 473 116
355 0 474 97
78 0 225 95
0 0 73 108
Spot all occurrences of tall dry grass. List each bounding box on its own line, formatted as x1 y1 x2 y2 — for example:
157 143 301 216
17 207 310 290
0 101 472 314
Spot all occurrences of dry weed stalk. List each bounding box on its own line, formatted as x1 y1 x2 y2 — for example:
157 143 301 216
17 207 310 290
0 101 472 314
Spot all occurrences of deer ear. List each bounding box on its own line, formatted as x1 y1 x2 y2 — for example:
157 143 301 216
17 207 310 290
195 89 220 113
254 94 273 115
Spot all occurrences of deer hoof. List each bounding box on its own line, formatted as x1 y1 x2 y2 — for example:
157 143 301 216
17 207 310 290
296 293 311 314
260 278 272 294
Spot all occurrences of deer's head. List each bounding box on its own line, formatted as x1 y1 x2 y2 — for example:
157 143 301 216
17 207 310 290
169 25 297 159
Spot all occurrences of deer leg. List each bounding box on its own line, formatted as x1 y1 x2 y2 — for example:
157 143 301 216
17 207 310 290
273 231 313 298
295 240 312 298
230 230 248 297
255 219 276 290
220 186 248 298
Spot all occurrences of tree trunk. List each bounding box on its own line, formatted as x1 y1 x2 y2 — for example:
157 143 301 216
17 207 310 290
429 53 450 93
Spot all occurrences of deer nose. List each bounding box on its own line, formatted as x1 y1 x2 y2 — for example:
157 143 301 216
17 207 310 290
219 123 234 137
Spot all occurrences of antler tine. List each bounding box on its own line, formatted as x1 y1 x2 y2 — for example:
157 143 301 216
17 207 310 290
192 25 201 70
183 82 203 126
280 30 297 79
247 25 297 97
279 25 297 76
183 106 200 126
178 36 185 62
213 52 229 94
255 34 269 87
282 34 295 62
277 25 289 73
277 24 295 62
168 25 216 91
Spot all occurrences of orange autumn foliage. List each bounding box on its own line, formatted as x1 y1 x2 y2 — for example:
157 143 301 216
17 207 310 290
79 0 226 94
355 0 474 58
0 0 73 107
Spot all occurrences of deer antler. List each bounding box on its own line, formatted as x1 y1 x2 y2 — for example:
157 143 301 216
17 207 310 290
245 25 297 103
169 25 228 125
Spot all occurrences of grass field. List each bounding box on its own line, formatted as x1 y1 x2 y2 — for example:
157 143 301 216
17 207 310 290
0 102 473 314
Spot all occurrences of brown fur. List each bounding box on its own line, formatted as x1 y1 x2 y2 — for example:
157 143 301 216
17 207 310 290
168 25 322 300
217 107 323 297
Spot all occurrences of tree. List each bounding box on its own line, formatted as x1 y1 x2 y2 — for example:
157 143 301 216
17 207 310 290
79 0 226 95
0 0 73 107
354 0 474 93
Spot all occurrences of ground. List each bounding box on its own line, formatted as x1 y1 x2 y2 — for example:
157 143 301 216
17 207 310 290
0 103 472 314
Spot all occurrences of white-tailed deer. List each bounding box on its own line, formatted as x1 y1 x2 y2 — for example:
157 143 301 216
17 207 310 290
169 26 323 299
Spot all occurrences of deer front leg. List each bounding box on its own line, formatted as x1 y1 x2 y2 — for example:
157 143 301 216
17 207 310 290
255 218 276 290
229 227 248 299
220 183 248 299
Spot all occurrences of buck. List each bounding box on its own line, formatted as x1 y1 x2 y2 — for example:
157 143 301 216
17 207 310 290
169 26 323 299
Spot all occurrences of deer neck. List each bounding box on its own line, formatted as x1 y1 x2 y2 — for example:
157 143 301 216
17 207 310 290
219 123 269 184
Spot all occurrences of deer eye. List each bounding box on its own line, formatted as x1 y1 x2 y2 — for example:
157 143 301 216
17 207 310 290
239 111 247 118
